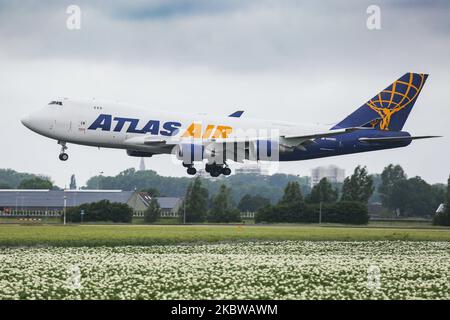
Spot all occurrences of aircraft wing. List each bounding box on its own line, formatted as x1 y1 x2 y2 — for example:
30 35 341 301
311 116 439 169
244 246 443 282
124 127 371 151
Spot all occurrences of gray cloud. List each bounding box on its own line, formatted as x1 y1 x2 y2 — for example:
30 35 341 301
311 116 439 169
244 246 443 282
0 0 448 72
108 0 244 20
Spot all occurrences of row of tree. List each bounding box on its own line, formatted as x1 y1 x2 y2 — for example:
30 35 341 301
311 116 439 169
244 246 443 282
66 200 133 223
255 180 369 224
1 165 448 221
172 178 241 223
174 171 371 224
55 168 450 226
0 169 57 190
378 164 444 217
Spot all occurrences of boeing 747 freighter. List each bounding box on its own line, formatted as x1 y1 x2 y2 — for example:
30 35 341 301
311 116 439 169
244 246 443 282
21 72 439 177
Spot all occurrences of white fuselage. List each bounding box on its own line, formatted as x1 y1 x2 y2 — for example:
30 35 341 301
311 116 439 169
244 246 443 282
21 98 328 156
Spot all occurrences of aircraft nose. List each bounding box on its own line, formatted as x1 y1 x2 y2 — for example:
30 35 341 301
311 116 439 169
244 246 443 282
21 115 32 128
21 112 42 133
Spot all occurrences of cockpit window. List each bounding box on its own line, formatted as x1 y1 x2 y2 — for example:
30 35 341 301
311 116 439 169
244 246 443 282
48 101 63 106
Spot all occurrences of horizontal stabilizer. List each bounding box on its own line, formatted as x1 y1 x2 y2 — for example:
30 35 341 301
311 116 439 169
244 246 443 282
359 135 441 143
280 127 369 148
282 127 368 140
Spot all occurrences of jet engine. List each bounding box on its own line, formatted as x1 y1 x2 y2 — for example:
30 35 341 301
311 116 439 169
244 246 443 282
126 150 155 157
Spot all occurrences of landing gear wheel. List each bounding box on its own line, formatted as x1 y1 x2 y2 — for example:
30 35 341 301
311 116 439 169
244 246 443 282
58 141 69 161
210 169 221 177
222 167 231 176
59 153 69 161
187 167 197 175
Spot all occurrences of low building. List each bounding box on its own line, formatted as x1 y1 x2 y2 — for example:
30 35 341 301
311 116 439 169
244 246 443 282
368 202 383 217
155 197 183 217
0 189 182 217
436 203 446 214
0 189 134 214
132 192 183 217
235 163 270 175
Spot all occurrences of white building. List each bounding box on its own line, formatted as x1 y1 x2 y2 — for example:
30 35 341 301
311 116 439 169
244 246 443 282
235 163 270 175
310 165 345 187
436 203 445 214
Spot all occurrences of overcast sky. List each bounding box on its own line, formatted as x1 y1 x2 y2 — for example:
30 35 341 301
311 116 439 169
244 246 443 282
0 0 449 187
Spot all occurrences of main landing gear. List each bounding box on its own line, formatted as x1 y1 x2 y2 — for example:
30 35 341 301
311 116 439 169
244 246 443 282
183 162 197 176
58 141 69 161
183 162 232 177
205 163 231 177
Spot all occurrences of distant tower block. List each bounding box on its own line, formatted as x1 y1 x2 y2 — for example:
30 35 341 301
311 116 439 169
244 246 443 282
139 157 146 171
310 165 345 187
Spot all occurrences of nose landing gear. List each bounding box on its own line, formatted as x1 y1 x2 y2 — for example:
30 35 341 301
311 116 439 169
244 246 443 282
58 141 69 161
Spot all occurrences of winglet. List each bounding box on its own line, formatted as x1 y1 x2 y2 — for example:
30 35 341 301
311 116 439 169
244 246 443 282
229 110 244 118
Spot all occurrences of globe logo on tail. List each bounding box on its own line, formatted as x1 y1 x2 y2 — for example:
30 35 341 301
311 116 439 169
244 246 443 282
366 73 426 130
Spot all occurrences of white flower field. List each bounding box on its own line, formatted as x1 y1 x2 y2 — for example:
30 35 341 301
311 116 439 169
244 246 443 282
0 241 448 300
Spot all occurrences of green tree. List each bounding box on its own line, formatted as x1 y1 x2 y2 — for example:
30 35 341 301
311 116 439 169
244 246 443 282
308 178 338 204
326 201 369 225
255 204 276 223
179 177 209 222
379 164 407 209
341 166 374 203
18 177 53 189
144 198 161 223
0 169 43 188
209 185 241 223
69 174 77 190
389 176 441 217
238 194 270 212
279 181 304 205
66 200 133 223
275 181 306 222
433 175 450 226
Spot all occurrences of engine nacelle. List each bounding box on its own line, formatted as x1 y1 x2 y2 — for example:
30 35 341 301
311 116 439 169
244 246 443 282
176 143 204 164
174 140 280 164
255 140 278 160
126 150 155 157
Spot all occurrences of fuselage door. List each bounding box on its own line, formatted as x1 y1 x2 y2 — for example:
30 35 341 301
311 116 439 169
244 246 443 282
78 120 87 134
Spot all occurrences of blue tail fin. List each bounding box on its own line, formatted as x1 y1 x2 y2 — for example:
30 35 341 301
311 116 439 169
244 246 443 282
332 72 428 131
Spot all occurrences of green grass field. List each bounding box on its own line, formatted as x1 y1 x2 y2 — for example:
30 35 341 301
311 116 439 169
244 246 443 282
0 224 448 247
